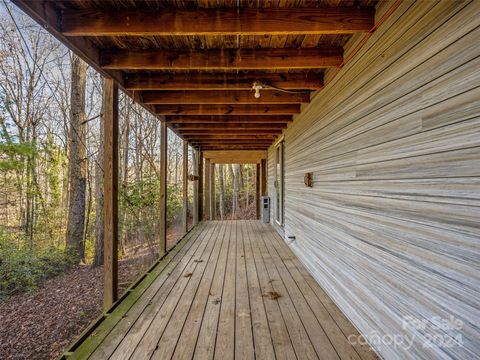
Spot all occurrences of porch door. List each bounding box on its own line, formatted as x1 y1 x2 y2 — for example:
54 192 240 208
274 140 285 227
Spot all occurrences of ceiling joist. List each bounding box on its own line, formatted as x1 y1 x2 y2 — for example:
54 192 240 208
154 104 301 116
166 115 293 123
101 48 343 70
61 7 374 36
125 72 324 91
172 123 287 130
143 90 310 104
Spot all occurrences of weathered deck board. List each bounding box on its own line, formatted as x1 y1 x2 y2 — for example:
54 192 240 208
72 221 378 360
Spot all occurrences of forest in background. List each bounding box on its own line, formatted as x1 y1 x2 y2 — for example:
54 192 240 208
0 5 257 302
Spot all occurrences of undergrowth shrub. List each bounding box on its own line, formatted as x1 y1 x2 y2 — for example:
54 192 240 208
0 228 76 299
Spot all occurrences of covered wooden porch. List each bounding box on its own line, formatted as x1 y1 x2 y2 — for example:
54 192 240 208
63 221 377 360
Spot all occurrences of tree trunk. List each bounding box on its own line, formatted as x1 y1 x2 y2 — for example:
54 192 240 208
66 54 87 262
219 164 225 220
93 80 105 267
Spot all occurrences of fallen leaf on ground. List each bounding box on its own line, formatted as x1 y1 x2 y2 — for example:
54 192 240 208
263 291 282 300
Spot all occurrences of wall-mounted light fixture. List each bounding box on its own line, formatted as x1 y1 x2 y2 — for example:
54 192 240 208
304 172 313 187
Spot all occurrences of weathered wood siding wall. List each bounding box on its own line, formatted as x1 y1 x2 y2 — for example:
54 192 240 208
267 1 480 359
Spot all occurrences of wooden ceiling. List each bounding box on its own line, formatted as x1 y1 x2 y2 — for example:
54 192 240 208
14 0 377 151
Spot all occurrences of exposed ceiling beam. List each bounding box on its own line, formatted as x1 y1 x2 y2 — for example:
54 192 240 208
180 130 282 135
101 48 343 70
166 115 293 123
155 104 301 115
183 134 277 139
125 72 323 90
190 140 273 143
172 123 287 130
143 90 310 104
62 7 374 36
202 150 267 164
197 146 270 150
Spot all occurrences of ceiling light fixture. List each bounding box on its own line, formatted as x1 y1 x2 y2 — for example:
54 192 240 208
252 81 263 98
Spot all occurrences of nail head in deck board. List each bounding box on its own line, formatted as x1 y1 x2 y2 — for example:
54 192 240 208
125 72 324 91
143 90 310 105
62 7 374 36
155 104 302 116
100 48 343 70
103 79 119 311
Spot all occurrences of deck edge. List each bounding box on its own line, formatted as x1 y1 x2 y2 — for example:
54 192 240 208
58 222 206 360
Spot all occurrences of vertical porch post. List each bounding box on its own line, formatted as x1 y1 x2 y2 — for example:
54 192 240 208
211 163 216 220
256 163 261 220
103 78 118 310
260 158 267 197
198 150 204 221
193 149 199 225
159 120 167 255
182 140 188 234
204 158 211 220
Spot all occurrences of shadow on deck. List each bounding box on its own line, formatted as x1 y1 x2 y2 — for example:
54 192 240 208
64 221 378 360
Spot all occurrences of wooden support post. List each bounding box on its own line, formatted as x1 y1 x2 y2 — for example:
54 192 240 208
211 163 216 220
193 149 199 225
204 158 211 220
256 163 261 220
103 78 119 311
198 150 203 221
159 120 167 255
182 140 188 234
260 158 267 196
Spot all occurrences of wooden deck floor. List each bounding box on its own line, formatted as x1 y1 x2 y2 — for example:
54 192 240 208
69 221 378 360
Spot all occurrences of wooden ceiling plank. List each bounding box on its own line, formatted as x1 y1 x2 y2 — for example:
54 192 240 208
101 48 343 70
125 72 324 90
155 104 301 115
143 90 310 104
62 8 375 36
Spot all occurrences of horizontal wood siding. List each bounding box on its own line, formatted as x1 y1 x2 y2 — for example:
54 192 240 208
268 1 480 359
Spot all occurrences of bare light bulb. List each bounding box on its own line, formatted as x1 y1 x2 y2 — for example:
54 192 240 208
252 81 263 99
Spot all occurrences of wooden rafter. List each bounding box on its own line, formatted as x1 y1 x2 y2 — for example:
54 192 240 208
155 104 301 116
101 48 343 70
166 115 293 123
172 123 287 129
198 146 270 150
143 90 310 104
203 150 266 164
179 129 282 135
125 72 324 90
183 134 277 139
62 7 374 36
